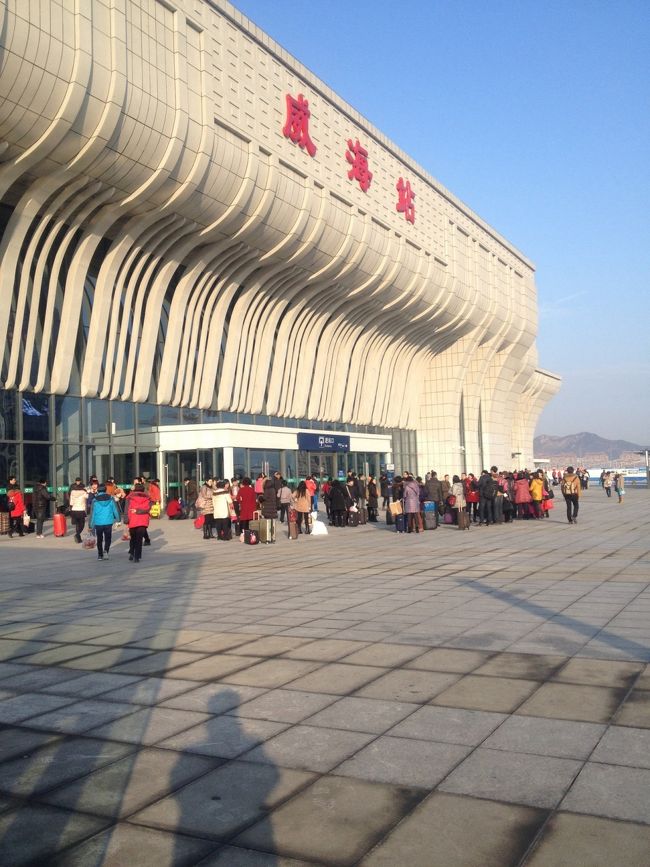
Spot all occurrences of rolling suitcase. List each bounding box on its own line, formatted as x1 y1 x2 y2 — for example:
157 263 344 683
348 511 360 527
288 520 298 540
395 514 407 533
53 512 67 537
423 510 437 530
359 507 368 525
458 511 470 531
258 518 275 544
386 509 394 526
0 512 9 535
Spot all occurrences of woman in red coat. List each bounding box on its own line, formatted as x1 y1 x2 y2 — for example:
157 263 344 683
236 477 257 533
126 484 151 562
8 485 25 538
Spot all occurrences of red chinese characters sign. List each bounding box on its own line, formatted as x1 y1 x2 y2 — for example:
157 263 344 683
346 138 373 192
396 177 415 224
283 93 317 157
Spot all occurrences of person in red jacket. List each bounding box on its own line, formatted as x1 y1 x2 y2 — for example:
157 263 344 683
236 477 257 534
7 484 25 538
165 498 183 519
126 483 151 562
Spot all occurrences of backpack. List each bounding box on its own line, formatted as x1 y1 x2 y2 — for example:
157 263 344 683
561 476 575 495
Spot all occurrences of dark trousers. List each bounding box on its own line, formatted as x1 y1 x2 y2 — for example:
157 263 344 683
34 510 46 535
72 511 85 540
279 503 290 523
494 496 504 523
564 494 579 522
296 511 311 534
9 515 24 536
203 514 215 538
605 488 611 497
531 500 542 519
186 497 197 519
332 509 346 527
129 526 146 560
96 525 113 556
479 497 494 524
214 517 231 540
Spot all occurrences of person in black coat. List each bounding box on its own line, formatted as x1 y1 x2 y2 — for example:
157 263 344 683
259 479 278 519
328 480 348 527
32 479 55 538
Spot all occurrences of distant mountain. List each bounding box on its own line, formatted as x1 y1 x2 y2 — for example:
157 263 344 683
534 432 644 465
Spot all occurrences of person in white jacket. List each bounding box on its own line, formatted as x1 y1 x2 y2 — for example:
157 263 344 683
212 480 234 541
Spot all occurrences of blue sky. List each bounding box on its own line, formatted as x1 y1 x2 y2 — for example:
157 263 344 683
235 0 650 445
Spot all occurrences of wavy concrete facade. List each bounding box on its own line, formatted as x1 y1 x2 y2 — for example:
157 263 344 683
0 0 559 475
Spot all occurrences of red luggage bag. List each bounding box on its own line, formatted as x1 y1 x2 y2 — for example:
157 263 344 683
53 512 67 537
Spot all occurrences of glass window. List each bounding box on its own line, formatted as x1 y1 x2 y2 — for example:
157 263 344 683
0 390 17 440
221 412 237 423
55 442 82 493
202 410 220 423
85 398 109 442
111 400 135 434
233 447 246 479
296 419 310 429
137 403 158 430
22 392 50 441
23 443 52 487
182 407 201 425
0 443 18 489
55 396 81 441
238 413 254 425
249 449 264 479
137 451 157 481
160 405 181 426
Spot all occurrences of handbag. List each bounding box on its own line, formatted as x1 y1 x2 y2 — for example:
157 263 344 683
83 531 96 549
389 501 403 516
447 495 456 507
22 512 31 528
194 515 205 529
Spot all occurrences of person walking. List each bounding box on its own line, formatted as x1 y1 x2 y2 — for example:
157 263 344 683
614 472 625 504
89 484 121 560
603 472 612 498
68 477 88 543
183 477 198 518
291 481 312 535
7 483 25 538
125 483 151 562
32 479 55 538
529 471 545 519
561 466 581 524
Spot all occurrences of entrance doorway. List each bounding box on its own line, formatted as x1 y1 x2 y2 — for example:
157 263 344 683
162 449 223 499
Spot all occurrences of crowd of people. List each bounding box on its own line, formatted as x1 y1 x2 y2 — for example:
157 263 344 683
2 462 626 552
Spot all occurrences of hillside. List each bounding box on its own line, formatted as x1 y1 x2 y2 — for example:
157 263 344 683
534 432 644 466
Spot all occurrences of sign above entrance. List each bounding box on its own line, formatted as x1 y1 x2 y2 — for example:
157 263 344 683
297 433 350 453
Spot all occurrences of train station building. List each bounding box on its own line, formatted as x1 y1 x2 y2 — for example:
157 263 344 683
0 0 560 496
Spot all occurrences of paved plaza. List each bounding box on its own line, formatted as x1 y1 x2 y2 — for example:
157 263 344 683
0 489 649 866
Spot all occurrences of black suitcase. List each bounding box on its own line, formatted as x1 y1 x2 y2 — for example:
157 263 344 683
348 511 360 527
386 509 394 526
395 514 407 533
423 511 437 530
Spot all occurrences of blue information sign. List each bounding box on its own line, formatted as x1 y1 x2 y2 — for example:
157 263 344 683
297 432 350 453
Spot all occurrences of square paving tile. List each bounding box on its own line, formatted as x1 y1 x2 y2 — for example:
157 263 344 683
38 747 217 818
335 735 471 788
615 690 650 728
126 629 215 650
483 715 606 759
591 725 650 768
14 644 111 666
439 748 582 808
221 659 323 689
339 643 426 667
405 648 493 673
85 706 212 745
303 696 415 734
179 633 260 653
59 647 156 670
0 727 61 762
25 698 138 734
431 675 539 712
551 658 644 687
279 663 385 695
389 705 507 746
109 650 209 676
355 669 459 703
241 724 375 772
164 654 264 682
0 736 134 797
0 804 109 867
636 664 650 690
523 811 650 867
360 791 547 867
235 774 424 866
473 653 566 681
516 683 627 723
226 636 312 657
234 689 338 723
130 761 315 840
43 672 143 697
283 639 370 661
0 667 86 692
0 692 75 724
198 845 314 866
159 683 267 714
49 823 217 867
98 676 200 706
0 639 63 661
158 715 288 759
562 762 650 824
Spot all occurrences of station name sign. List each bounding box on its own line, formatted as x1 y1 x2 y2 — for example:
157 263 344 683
297 433 350 453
